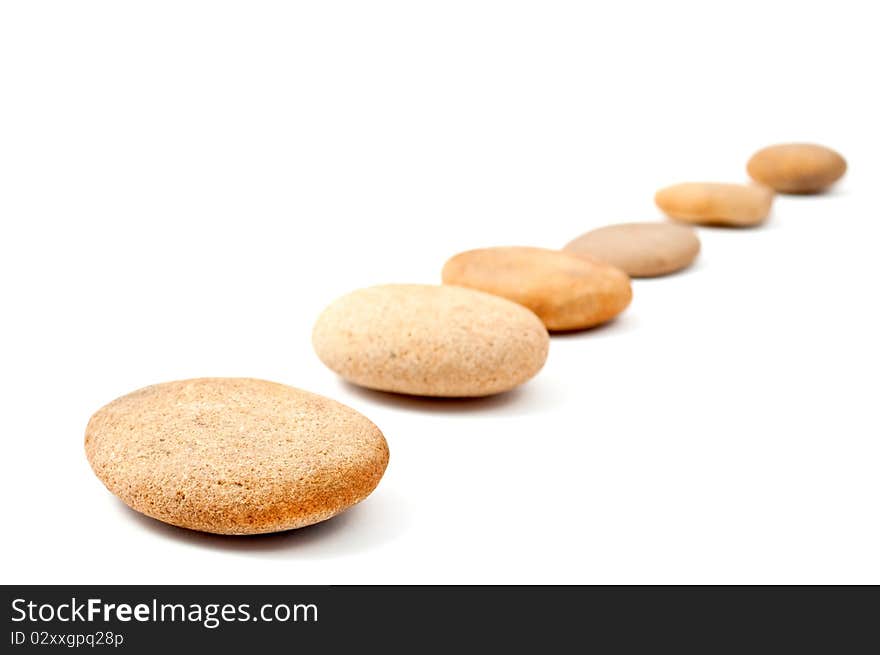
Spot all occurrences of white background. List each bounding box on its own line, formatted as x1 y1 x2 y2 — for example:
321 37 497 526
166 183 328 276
2 1 878 585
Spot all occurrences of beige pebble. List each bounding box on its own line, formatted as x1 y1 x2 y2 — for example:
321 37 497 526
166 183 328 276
655 182 774 227
747 143 846 194
313 284 549 397
441 246 632 331
85 378 389 535
564 222 700 278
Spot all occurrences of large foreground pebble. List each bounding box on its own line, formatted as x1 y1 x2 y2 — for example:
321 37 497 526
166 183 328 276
313 284 549 397
747 143 846 194
564 222 700 277
655 182 774 227
85 378 389 535
441 246 632 331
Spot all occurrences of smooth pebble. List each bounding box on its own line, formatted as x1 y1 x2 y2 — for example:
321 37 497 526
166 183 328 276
85 378 389 535
655 182 774 227
747 143 846 194
564 222 701 278
312 284 549 397
441 246 632 331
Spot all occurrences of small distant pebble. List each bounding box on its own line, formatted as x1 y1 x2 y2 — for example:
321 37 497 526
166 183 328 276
441 246 632 331
85 378 389 535
747 143 846 194
564 222 700 278
312 284 549 397
655 182 774 227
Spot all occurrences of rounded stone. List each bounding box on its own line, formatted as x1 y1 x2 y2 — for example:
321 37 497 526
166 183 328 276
747 143 847 194
655 182 774 227
564 222 701 278
85 378 389 535
312 284 549 397
441 246 632 331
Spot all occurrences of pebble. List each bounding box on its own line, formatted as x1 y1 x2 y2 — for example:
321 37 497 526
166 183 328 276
564 222 700 277
85 378 389 535
312 284 549 397
441 246 632 331
655 182 774 227
747 143 846 194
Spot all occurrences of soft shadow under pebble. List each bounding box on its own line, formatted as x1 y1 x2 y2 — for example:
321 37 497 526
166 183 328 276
114 490 410 560
339 378 565 416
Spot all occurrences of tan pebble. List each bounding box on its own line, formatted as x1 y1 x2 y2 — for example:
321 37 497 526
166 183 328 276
85 378 389 535
564 222 700 278
441 246 632 331
655 182 774 227
313 284 549 397
747 143 846 194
